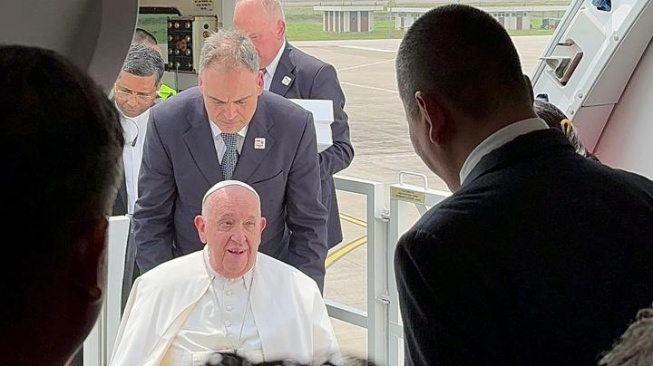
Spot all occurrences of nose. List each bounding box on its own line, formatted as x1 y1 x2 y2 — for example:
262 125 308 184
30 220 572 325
224 103 238 120
230 226 247 244
126 94 138 106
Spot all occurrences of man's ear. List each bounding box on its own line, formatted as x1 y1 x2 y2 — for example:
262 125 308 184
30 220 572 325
523 74 534 104
415 91 447 144
74 217 108 303
276 20 286 40
195 215 207 244
256 70 264 95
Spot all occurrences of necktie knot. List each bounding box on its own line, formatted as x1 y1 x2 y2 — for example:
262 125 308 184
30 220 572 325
221 133 238 149
220 133 239 180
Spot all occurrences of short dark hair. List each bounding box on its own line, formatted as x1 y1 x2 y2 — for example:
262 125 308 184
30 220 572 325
122 43 165 84
133 27 158 46
599 306 653 366
0 45 123 323
396 4 530 119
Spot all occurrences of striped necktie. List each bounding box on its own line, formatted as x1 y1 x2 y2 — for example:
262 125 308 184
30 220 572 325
221 133 238 180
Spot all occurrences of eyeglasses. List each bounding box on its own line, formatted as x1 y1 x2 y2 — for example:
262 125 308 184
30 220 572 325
113 84 156 104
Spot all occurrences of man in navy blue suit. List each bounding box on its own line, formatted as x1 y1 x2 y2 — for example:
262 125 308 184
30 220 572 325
234 0 354 249
394 5 653 366
133 29 328 291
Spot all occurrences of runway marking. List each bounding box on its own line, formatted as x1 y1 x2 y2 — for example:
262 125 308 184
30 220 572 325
337 59 395 72
340 81 398 94
340 213 367 227
326 235 367 268
338 45 397 53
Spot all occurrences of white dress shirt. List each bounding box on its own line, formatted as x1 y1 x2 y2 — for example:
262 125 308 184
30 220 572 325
119 107 150 214
162 251 262 366
459 118 549 186
208 120 248 164
263 39 287 91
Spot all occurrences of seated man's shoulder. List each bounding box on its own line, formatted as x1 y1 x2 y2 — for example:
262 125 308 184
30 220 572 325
256 253 320 290
139 251 206 288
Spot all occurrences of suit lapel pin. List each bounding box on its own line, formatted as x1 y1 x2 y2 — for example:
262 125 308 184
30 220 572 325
282 76 292 86
254 138 266 149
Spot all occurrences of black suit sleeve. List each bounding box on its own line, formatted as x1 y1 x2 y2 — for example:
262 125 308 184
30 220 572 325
285 112 329 291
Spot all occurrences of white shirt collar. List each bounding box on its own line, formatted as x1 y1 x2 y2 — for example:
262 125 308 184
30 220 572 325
459 118 549 185
202 246 254 290
264 38 287 80
208 119 249 140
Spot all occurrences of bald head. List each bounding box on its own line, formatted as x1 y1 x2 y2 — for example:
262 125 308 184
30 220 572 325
233 0 286 69
396 4 531 120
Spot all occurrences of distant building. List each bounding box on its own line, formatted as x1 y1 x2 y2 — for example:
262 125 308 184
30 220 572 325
314 5 384 33
388 5 568 31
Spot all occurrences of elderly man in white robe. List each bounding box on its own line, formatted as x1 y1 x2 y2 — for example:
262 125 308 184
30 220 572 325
110 180 341 366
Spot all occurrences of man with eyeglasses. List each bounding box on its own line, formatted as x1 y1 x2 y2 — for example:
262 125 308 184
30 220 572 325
111 42 164 312
112 43 164 216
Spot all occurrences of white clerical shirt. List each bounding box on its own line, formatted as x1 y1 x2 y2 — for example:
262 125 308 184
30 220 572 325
119 107 150 214
161 250 263 365
110 248 340 366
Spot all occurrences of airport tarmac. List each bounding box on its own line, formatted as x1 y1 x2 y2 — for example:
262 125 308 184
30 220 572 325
290 35 553 360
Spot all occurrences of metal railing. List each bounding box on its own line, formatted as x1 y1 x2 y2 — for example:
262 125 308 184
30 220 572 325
327 173 451 366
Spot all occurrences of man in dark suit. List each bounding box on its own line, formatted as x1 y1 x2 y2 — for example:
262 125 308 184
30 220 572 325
233 0 354 249
393 5 653 366
133 29 329 290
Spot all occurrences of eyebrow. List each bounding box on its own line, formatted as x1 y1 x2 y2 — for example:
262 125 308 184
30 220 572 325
207 94 253 104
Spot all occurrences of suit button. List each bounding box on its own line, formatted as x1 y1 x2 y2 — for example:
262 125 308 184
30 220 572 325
225 321 232 327
226 290 233 296
226 305 233 311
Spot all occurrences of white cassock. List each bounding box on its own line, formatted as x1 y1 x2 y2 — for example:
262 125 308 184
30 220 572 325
110 248 341 366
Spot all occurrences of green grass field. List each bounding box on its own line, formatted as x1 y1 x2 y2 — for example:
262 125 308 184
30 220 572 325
137 5 557 43
283 6 555 41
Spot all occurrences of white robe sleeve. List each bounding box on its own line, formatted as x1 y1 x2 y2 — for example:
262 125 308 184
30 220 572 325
311 290 342 366
110 277 159 366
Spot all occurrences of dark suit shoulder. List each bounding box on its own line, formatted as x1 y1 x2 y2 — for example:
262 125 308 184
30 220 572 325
288 43 330 70
287 43 337 83
150 87 202 118
258 91 312 127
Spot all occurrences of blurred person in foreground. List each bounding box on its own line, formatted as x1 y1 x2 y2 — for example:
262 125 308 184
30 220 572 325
204 352 375 365
0 45 123 365
393 4 653 366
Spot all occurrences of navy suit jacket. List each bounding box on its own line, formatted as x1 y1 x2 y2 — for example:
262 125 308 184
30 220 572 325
133 88 329 289
395 129 653 366
269 42 354 248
